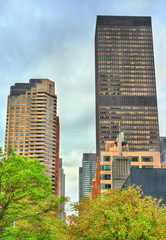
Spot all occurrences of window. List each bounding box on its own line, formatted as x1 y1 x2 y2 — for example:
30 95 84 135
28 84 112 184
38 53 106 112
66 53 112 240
49 84 52 93
100 165 111 170
100 174 111 180
100 184 111 189
130 156 139 162
142 166 153 168
131 165 139 168
141 156 153 162
103 156 110 161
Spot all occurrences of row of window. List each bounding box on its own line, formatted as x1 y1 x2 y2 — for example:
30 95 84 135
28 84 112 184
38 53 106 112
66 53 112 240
131 156 153 162
100 174 111 180
99 92 155 97
100 165 111 170
100 165 154 187
100 184 111 189
103 156 153 162
131 166 153 169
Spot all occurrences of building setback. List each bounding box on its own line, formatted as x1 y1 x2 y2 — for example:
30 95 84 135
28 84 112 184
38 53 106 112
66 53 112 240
5 79 58 192
79 153 96 201
95 16 160 156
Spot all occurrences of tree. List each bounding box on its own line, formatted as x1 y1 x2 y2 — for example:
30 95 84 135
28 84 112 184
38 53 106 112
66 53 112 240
68 186 166 239
0 149 67 239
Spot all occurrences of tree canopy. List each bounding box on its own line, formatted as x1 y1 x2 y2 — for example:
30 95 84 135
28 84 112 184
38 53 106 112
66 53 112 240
1 148 166 239
0 149 67 239
68 186 166 240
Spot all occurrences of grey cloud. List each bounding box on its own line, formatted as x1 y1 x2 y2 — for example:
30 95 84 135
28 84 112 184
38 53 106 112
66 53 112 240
1 0 166 203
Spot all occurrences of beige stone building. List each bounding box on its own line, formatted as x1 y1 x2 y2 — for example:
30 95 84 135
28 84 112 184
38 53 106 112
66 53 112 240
5 79 58 192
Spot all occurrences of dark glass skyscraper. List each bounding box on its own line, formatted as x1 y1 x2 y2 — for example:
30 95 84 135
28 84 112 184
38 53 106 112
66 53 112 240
95 16 160 156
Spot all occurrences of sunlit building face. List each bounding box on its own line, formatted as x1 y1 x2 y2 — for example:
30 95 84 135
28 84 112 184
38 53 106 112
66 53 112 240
95 16 160 156
5 79 57 192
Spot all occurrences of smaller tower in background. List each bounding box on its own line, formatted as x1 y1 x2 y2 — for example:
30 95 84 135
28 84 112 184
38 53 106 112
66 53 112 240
160 137 166 163
79 167 83 200
79 153 96 201
58 158 65 221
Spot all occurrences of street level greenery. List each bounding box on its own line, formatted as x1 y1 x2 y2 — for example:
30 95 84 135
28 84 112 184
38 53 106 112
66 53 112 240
0 148 166 239
0 148 67 239
68 187 166 239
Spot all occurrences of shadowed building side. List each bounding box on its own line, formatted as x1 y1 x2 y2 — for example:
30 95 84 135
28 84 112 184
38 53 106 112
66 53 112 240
123 168 166 204
160 137 166 163
55 116 60 195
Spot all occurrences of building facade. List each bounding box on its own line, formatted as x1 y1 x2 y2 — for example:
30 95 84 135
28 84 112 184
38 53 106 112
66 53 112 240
5 79 58 192
90 132 161 198
95 16 160 156
79 153 96 200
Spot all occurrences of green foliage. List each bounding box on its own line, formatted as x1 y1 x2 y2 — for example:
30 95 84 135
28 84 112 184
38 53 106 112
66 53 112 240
68 186 166 240
2 148 166 239
0 148 67 239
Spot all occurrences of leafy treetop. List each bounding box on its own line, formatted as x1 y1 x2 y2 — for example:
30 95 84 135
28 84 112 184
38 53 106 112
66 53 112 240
0 149 67 240
68 186 166 240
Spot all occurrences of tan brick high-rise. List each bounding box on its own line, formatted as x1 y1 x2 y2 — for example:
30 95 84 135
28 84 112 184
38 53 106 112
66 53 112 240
5 79 58 192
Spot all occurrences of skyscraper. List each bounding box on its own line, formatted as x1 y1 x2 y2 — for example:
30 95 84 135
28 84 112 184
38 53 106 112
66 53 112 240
95 16 160 156
79 153 96 200
5 79 58 192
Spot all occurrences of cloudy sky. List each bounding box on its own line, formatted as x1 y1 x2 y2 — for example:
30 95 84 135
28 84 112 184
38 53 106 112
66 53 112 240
1 0 166 203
